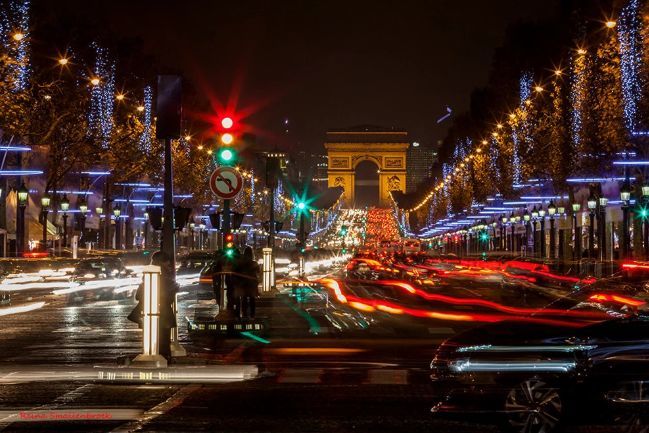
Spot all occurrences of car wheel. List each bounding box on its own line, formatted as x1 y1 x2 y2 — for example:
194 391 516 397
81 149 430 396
503 378 563 433
613 382 649 433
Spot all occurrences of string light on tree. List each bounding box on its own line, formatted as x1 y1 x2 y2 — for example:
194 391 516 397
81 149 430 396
88 43 115 149
138 85 153 152
618 0 643 132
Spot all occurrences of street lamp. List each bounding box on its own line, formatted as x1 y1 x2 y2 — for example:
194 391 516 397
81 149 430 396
587 193 597 259
501 214 508 251
40 192 51 251
16 183 28 256
621 177 631 259
509 212 516 253
113 205 122 250
572 202 581 261
643 184 649 259
78 198 88 244
598 196 608 261
523 210 531 256
539 206 547 259
143 211 150 250
60 195 69 248
531 206 539 257
548 200 557 260
96 206 104 250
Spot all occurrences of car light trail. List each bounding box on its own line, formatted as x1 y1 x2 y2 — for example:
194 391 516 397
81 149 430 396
0 301 46 316
346 279 609 320
320 279 603 327
449 359 577 373
456 344 597 353
588 293 646 307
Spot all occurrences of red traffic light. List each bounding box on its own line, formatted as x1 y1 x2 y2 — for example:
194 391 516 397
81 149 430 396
225 233 234 243
221 117 233 129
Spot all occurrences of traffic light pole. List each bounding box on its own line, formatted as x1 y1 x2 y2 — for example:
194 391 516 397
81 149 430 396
269 187 275 249
298 213 305 278
162 139 175 266
162 138 185 358
219 199 231 313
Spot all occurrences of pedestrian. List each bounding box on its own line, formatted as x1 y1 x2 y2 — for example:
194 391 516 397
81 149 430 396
127 251 178 359
232 246 260 319
211 250 226 305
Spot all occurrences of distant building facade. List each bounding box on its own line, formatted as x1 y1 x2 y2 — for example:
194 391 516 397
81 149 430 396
406 142 437 193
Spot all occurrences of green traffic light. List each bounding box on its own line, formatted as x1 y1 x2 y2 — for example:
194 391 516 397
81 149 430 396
297 202 306 210
218 148 235 164
224 248 235 258
479 232 490 242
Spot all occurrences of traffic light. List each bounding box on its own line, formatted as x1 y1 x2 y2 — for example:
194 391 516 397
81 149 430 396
219 116 234 145
340 225 348 236
224 232 235 258
216 116 237 166
479 231 489 242
216 147 236 165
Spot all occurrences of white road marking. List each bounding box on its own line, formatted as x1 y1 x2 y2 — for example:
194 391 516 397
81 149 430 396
110 384 201 433
0 383 94 431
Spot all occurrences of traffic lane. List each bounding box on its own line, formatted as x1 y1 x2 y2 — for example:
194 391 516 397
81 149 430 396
0 383 183 433
142 380 469 433
139 379 623 433
0 295 142 365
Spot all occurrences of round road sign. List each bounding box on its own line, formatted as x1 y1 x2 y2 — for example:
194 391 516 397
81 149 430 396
209 166 243 199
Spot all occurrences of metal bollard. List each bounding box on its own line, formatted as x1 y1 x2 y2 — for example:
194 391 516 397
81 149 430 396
262 248 275 294
132 265 167 368
170 293 186 357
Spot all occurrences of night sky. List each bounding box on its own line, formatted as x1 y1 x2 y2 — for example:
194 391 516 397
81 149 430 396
39 0 560 153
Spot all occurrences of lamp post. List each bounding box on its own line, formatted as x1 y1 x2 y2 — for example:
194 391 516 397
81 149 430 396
620 177 631 259
598 196 608 261
16 183 28 256
557 203 566 261
188 222 195 250
572 202 581 261
144 211 150 249
539 206 547 259
509 212 516 253
96 206 104 249
199 223 206 250
523 210 531 256
531 206 539 257
60 195 69 249
79 198 88 246
643 184 649 259
113 205 122 249
548 200 557 260
40 192 51 251
587 194 597 259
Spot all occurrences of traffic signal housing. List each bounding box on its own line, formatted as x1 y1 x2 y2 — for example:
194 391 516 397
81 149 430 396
224 232 235 258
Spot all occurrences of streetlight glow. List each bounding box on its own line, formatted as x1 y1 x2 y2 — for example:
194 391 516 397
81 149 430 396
90 77 100 86
58 57 69 66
